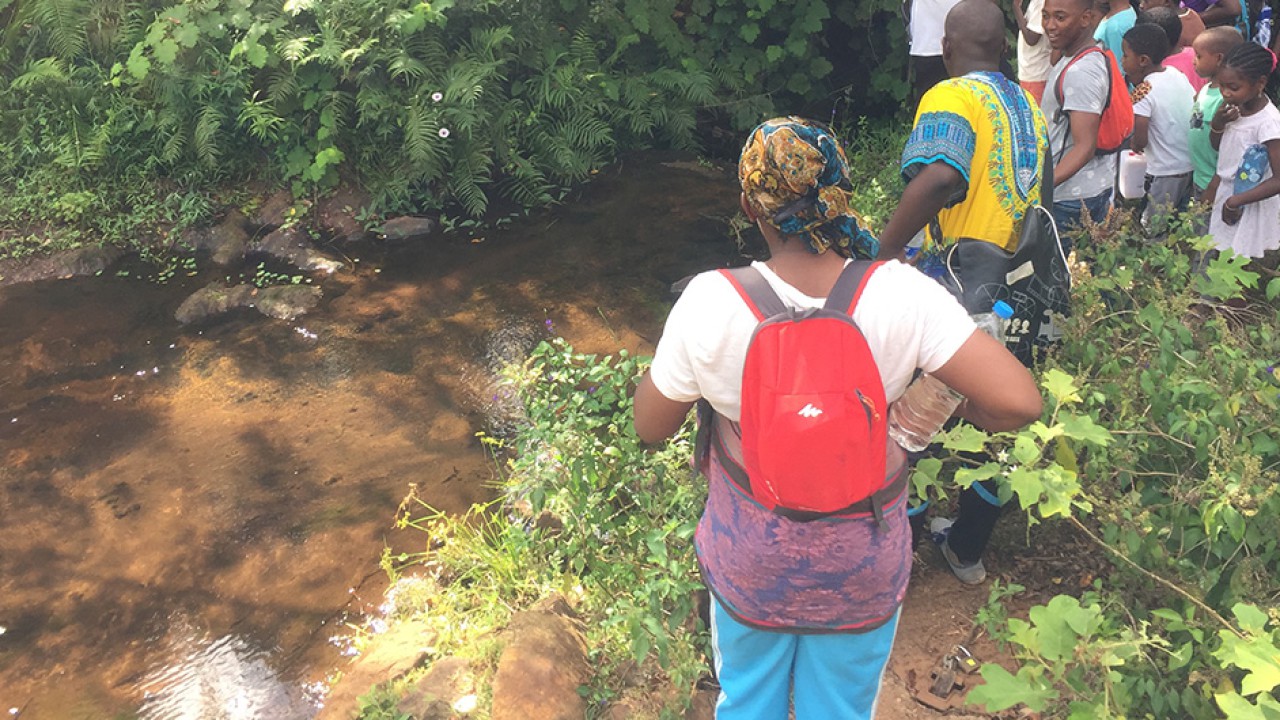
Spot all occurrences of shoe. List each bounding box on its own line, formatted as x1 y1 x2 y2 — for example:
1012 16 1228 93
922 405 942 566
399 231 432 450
929 517 986 585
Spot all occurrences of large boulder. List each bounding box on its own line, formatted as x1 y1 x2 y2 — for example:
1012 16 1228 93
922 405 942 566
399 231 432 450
490 596 589 720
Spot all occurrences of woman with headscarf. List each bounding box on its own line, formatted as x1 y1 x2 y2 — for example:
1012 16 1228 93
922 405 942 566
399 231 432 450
633 117 1041 719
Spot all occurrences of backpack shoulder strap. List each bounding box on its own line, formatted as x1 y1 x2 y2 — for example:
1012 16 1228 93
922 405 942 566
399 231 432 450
825 260 884 314
719 266 787 321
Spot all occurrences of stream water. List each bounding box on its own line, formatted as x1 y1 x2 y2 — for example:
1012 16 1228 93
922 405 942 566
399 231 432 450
0 154 739 719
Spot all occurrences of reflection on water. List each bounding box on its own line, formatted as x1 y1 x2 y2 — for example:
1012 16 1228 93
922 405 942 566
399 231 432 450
0 153 738 719
138 626 319 720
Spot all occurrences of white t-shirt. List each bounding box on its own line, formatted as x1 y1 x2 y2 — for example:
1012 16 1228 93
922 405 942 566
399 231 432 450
1043 48 1118 200
649 260 977 421
1210 100 1280 258
1017 0 1051 83
910 0 964 57
1132 68 1195 177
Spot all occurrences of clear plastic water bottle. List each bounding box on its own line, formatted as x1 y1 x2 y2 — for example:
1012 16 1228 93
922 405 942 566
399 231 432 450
887 301 1014 452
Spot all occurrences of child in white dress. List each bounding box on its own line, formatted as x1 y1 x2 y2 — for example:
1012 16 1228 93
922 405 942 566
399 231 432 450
1208 42 1280 258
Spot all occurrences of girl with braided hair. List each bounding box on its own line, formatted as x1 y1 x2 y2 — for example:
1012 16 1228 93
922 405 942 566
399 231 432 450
1208 41 1280 257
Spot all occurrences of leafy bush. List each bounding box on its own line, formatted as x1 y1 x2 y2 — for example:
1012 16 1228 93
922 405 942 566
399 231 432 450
2 0 916 257
963 215 1280 718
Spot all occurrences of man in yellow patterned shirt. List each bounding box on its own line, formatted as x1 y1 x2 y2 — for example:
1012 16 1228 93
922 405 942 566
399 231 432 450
879 0 1050 266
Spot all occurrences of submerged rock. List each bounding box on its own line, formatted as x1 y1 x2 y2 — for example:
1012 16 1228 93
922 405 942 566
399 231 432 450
490 595 589 720
250 226 344 274
379 216 437 241
174 282 321 324
254 284 322 321
0 245 126 287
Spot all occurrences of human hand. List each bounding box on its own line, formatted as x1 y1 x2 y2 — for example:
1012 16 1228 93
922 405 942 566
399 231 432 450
1222 196 1244 225
1211 103 1241 133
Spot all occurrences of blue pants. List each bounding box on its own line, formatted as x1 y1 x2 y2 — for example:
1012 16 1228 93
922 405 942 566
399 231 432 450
709 598 900 719
1051 189 1112 256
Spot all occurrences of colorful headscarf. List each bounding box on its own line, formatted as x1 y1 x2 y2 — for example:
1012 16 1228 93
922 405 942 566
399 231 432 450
738 117 879 260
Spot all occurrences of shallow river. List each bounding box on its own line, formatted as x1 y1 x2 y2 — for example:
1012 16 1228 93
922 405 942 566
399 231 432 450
0 154 738 719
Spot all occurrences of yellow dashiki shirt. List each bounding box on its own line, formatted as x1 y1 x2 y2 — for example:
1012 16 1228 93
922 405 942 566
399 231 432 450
902 71 1049 256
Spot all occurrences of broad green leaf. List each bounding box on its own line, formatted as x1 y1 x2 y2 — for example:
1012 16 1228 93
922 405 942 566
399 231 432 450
1006 466 1043 510
1268 278 1280 301
1012 434 1041 465
911 457 942 499
126 49 151 80
1028 420 1063 443
967 664 1055 711
954 463 1000 489
154 38 179 65
940 423 989 452
1042 368 1082 405
1235 604 1271 634
1215 629 1280 696
1060 413 1112 446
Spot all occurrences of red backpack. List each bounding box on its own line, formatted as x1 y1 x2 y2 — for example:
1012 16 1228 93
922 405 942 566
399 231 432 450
696 261 906 527
1053 45 1134 155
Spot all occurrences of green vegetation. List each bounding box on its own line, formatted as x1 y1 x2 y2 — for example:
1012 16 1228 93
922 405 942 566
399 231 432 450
2 0 914 262
381 340 705 717
961 217 1280 718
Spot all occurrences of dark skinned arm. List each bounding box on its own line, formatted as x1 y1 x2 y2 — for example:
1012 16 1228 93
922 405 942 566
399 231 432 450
932 330 1043 431
1053 110 1102 186
1199 0 1242 27
1131 114 1150 153
1014 1 1043 45
876 162 966 260
1222 139 1280 224
1201 174 1221 205
633 373 696 444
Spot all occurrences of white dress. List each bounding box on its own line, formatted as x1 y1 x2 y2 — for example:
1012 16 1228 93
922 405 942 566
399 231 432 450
1209 100 1280 258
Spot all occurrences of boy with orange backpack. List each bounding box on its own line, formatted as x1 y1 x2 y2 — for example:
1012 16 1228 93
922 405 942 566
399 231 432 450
1043 0 1135 241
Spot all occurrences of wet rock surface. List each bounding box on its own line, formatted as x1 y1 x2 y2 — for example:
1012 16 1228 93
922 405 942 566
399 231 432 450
399 656 477 719
252 189 296 230
174 282 321 324
316 620 436 720
0 245 127 286
379 216 437 241
250 226 344 274
182 211 252 266
315 184 371 244
490 596 589 720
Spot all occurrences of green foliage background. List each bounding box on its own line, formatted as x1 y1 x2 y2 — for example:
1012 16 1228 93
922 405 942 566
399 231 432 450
1 0 912 259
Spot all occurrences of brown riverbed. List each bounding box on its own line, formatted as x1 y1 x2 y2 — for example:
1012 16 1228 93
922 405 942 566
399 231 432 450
0 153 741 719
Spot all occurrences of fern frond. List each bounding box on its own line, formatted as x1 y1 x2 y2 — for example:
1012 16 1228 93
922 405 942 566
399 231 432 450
449 142 492 217
237 97 284 142
402 96 443 166
26 0 90 60
267 68 300 104
277 34 312 63
388 50 428 82
11 57 67 89
194 105 222 167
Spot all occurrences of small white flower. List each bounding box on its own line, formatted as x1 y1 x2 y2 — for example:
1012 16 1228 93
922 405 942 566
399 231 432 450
438 128 450 138
431 91 443 102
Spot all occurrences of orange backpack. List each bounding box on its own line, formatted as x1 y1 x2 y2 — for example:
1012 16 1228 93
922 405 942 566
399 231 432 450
1053 45 1134 155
